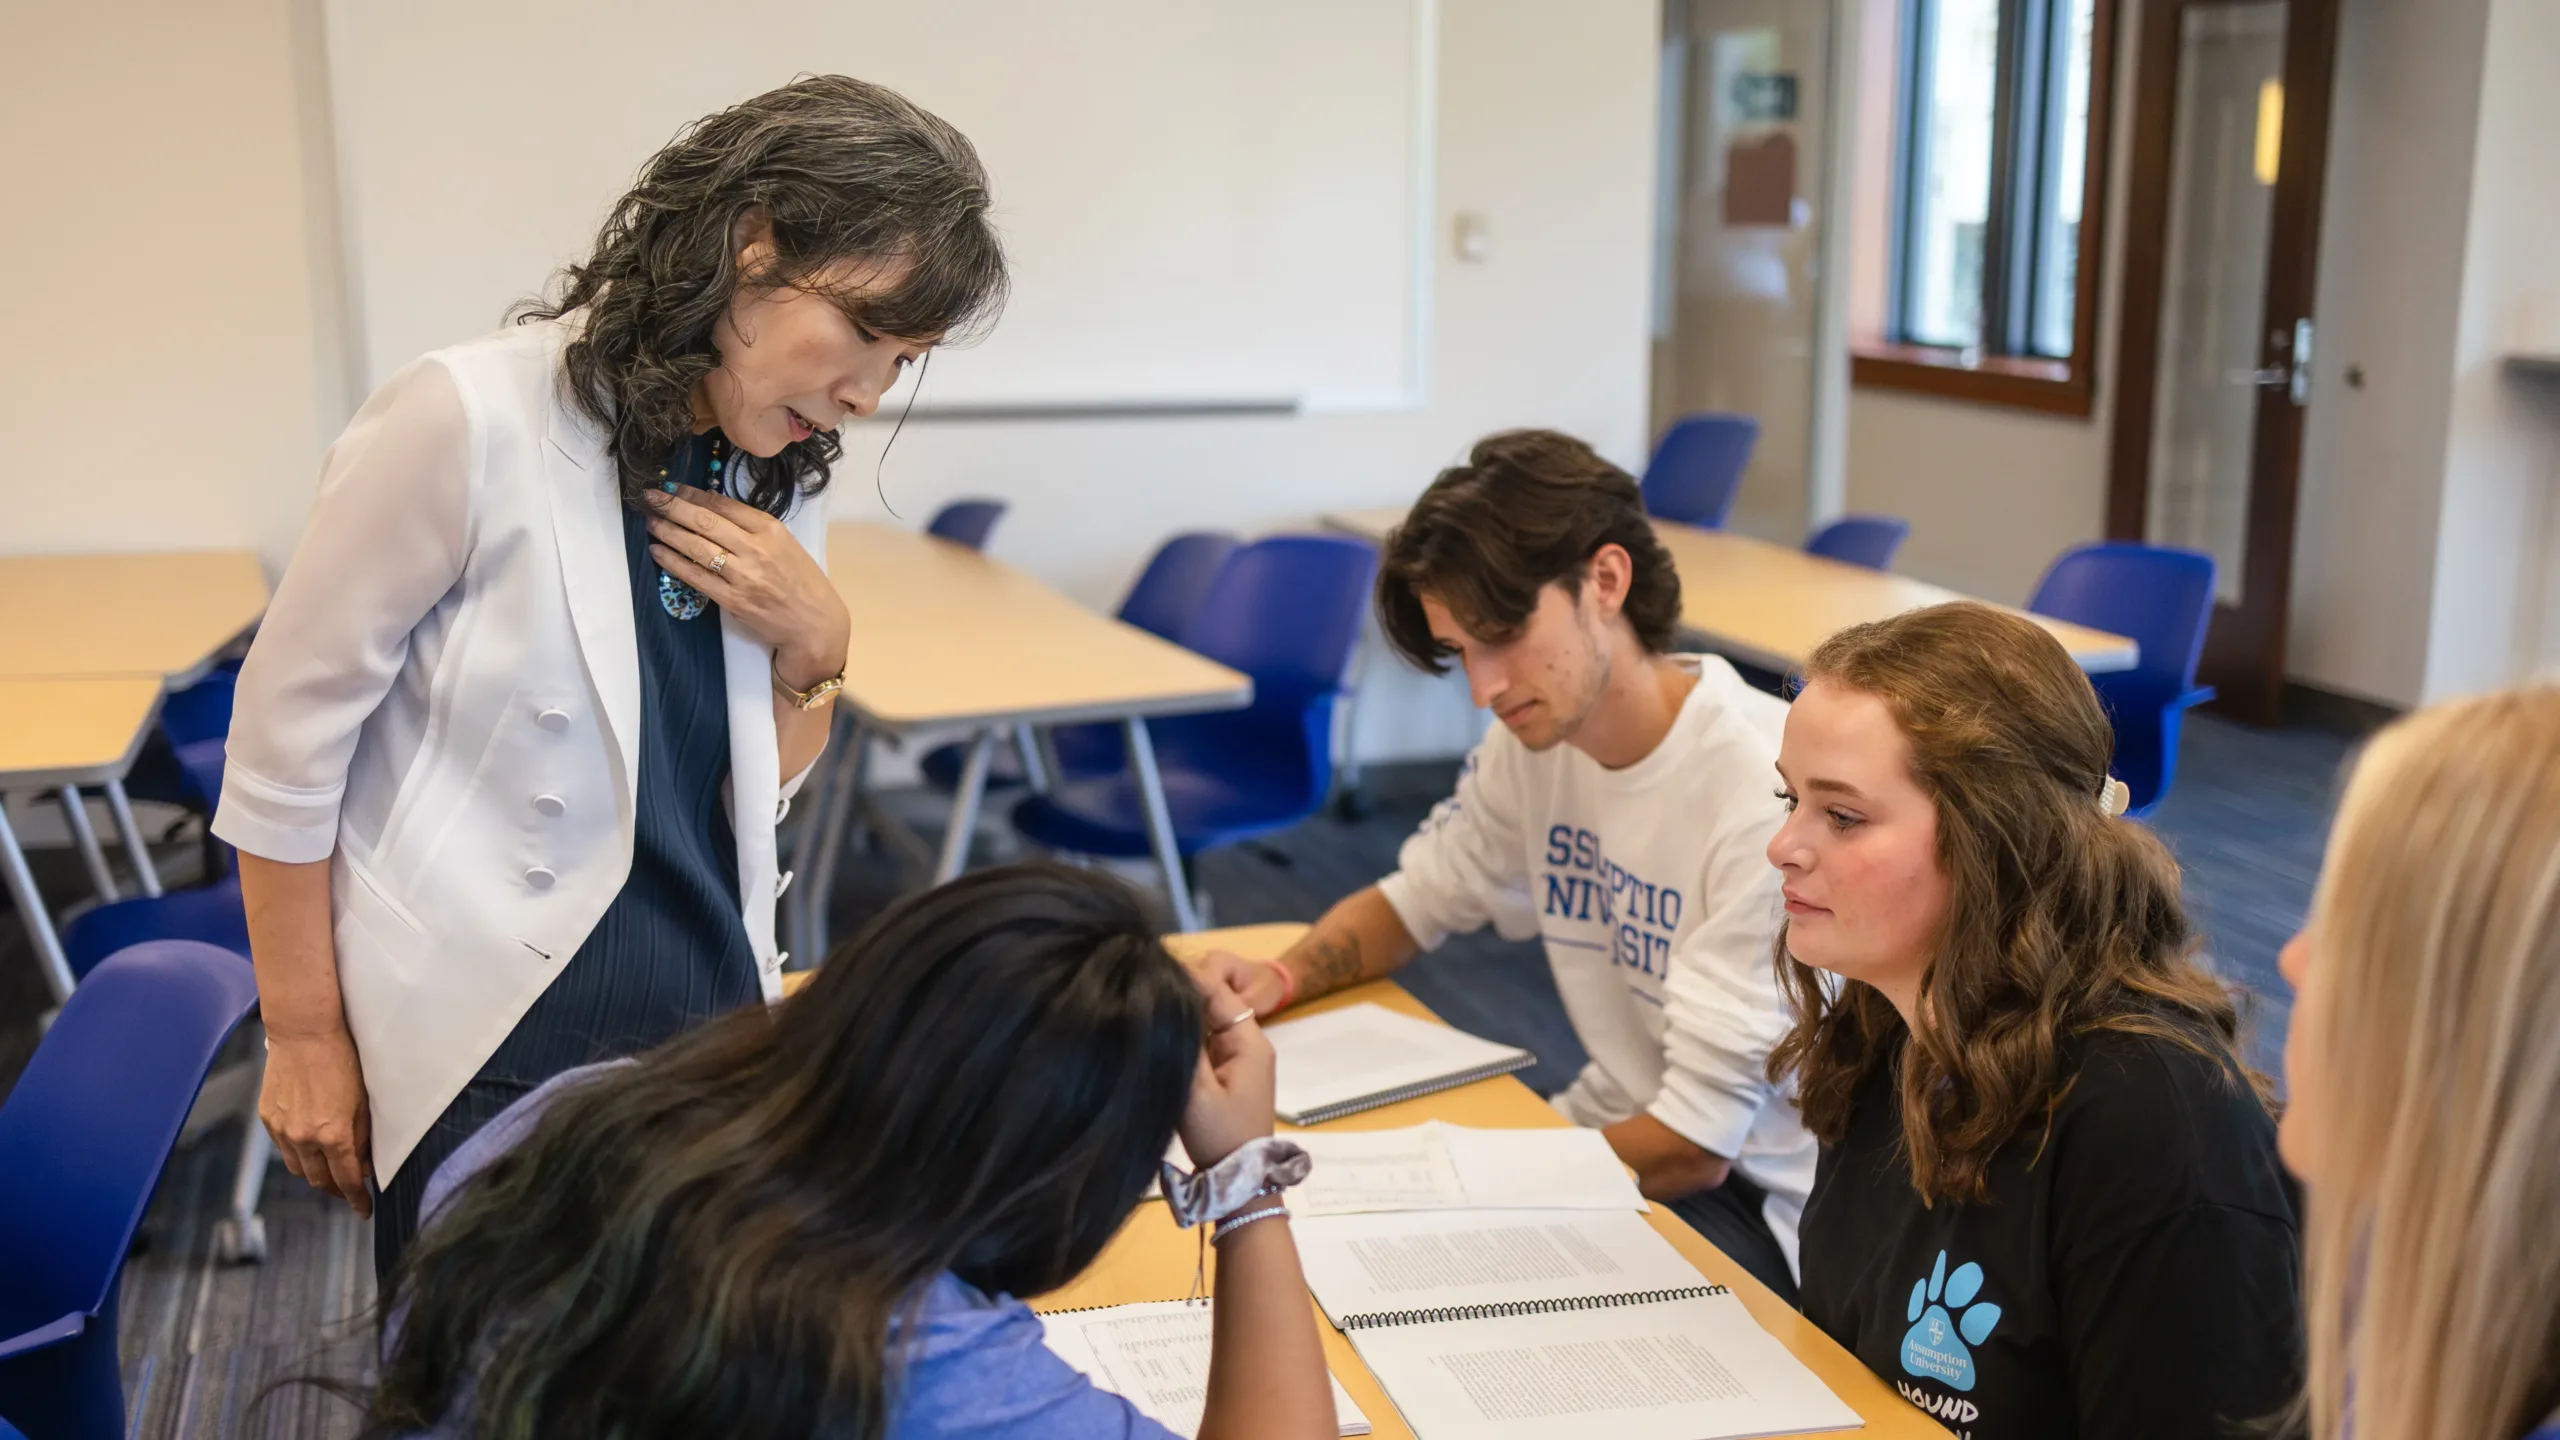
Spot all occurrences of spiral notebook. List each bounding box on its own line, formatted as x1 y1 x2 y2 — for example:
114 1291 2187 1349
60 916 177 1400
1038 1300 1372 1437
1267 1003 1536 1125
1294 1209 1862 1439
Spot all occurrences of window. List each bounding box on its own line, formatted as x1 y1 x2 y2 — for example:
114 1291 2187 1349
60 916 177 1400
1856 0 2113 414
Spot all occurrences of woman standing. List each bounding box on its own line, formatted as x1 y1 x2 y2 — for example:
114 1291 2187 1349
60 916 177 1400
213 75 1007 1282
1767 603 2300 1440
2278 688 2560 1440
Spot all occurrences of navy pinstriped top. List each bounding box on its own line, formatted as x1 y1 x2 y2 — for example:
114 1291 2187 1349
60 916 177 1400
477 431 760 1084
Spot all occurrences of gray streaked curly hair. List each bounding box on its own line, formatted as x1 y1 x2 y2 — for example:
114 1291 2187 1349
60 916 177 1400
516 74 1008 515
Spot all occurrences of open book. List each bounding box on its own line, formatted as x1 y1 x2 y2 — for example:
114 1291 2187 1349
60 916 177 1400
1293 1209 1862 1440
1267 1003 1536 1125
1039 1300 1372 1437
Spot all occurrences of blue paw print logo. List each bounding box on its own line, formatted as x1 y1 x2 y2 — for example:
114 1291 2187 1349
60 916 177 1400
1899 1250 2001 1392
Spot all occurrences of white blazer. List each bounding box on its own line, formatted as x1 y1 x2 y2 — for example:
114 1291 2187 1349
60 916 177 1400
214 319 826 1181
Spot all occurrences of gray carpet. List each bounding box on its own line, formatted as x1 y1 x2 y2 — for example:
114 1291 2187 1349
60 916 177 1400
0 709 2353 1438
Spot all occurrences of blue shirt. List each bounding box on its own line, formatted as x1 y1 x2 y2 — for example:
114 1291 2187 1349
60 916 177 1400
407 1064 1177 1440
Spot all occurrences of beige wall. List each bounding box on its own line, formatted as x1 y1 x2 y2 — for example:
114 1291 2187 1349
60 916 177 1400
0 0 346 565
1 0 1660 763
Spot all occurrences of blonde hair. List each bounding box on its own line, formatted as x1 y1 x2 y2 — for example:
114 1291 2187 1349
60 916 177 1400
2301 688 2560 1440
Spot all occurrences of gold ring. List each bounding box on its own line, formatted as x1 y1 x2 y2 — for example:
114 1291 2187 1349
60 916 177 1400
708 548 729 575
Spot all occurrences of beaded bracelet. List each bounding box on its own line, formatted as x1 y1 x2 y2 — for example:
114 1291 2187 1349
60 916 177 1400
1213 1202 1290 1244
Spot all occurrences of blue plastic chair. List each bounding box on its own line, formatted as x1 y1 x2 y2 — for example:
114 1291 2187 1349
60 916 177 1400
923 531 1244 795
2028 543 2219 818
1010 534 1377 863
59 876 251 983
0 941 262 1439
1640 414 1760 528
925 498 1008 551
1805 515 1912 571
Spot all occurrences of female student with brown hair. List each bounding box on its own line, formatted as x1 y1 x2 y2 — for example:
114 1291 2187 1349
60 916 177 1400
1767 602 2300 1440
2278 688 2560 1440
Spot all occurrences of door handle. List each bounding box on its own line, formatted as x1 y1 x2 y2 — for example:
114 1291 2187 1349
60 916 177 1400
2229 367 2291 387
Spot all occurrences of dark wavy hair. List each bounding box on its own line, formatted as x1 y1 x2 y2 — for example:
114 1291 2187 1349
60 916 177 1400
359 865 1200 1440
515 74 1008 515
1376 429 1683 673
1767 602 2270 1204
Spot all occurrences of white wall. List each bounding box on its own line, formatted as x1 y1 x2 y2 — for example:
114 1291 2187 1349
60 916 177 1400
828 0 1664 760
0 0 347 564
2285 0 2489 706
2419 0 2560 695
2 0 1661 764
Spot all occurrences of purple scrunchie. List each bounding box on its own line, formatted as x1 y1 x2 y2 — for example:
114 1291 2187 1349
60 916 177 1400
1159 1136 1312 1228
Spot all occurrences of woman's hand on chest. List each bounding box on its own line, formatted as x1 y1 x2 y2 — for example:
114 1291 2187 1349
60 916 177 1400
644 489 850 689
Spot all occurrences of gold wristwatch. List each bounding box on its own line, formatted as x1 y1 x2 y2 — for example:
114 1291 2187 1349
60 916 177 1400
772 656 846 711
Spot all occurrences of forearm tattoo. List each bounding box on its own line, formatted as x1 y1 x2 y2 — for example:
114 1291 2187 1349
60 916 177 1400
1295 930 1366 1001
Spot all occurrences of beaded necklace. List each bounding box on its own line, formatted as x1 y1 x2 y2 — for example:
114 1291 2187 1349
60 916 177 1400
653 432 728 620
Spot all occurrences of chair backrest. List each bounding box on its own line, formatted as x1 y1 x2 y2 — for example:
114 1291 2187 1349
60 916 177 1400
1169 535 1379 802
2027 542 2218 688
1805 514 1912 571
925 498 1008 551
1640 413 1760 528
0 942 258 1340
158 665 238 748
1115 531 1242 642
58 876 251 984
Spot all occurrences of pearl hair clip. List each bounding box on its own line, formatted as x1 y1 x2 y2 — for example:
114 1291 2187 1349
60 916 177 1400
2099 776 2131 818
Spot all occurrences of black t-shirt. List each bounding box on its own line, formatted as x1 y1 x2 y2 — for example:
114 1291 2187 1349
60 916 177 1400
1798 1028 2302 1440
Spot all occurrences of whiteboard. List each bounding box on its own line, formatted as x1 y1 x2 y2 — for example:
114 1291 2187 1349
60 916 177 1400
324 0 1434 413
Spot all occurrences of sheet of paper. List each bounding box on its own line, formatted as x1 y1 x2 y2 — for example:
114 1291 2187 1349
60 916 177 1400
1266 1004 1533 1123
1291 1127 1470 1214
1344 1293 1862 1440
1293 1208 1706 1323
1040 1300 1372 1437
1289 1123 1646 1217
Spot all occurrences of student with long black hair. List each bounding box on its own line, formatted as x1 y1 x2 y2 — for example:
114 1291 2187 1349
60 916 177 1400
361 865 1332 1440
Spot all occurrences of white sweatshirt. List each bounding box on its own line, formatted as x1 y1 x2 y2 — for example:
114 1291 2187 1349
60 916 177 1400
1377 656 1818 1271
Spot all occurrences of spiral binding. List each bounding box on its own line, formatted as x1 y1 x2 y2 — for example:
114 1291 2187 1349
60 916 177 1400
1335 1284 1731 1332
1279 1053 1537 1126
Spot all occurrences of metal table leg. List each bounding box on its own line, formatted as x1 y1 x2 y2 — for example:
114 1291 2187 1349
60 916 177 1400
0 802 76 1002
57 787 118 903
1121 718 1200 933
1015 723 1051 794
102 780 163 898
215 1039 272 1264
799 713 871 960
933 730 996 884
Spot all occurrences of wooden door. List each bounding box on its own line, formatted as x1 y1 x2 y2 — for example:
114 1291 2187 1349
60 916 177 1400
2105 0 2339 722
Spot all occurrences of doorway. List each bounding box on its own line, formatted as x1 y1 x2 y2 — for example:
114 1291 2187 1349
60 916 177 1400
2105 0 2340 723
1652 0 1839 543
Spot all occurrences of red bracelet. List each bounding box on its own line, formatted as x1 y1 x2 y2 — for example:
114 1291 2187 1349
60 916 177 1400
1257 957 1297 1012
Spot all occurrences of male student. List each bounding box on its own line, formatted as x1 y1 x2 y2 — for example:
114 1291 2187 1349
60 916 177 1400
1198 428 1816 1301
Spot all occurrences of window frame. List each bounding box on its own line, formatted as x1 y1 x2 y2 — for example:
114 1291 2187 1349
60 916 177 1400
1855 0 2119 416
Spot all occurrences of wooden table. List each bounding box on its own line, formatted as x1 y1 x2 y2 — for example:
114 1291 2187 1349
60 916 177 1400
0 678 170 1001
1324 507 2137 675
793 524 1253 947
1015 923 1948 1440
0 550 269 682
